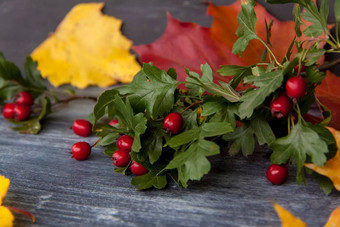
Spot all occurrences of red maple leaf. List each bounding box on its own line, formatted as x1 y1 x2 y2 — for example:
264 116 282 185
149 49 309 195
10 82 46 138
133 13 244 86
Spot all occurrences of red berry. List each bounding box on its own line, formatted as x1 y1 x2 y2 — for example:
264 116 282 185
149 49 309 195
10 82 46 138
109 119 119 127
294 65 306 73
266 164 288 185
270 95 292 118
286 76 307 99
72 119 92 137
2 103 15 119
71 142 91 161
163 112 183 135
14 104 31 121
131 161 149 176
112 150 131 167
116 135 134 152
16 91 34 106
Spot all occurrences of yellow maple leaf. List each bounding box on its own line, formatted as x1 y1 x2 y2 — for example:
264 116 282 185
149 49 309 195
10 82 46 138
273 202 307 227
304 127 340 191
31 3 141 88
0 176 14 227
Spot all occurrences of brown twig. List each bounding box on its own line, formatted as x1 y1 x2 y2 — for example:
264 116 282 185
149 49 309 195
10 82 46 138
318 58 340 71
180 100 204 114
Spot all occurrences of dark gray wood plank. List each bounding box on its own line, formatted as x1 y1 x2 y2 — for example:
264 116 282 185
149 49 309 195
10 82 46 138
0 1 339 226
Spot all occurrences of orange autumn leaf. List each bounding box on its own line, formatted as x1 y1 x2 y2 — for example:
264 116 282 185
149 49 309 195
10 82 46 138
325 206 340 227
273 202 307 227
304 127 340 190
207 1 297 65
31 3 141 89
316 71 340 130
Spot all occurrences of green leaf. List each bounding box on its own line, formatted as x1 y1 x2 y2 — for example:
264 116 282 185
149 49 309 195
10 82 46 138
188 74 240 102
270 120 328 184
103 144 117 157
130 169 167 190
0 52 25 85
167 67 177 80
166 140 220 181
118 63 180 119
11 96 51 134
238 70 284 119
232 0 259 56
99 132 119 146
92 89 118 129
223 123 255 157
304 48 326 66
141 124 164 164
217 65 251 89
112 96 147 152
24 56 46 91
250 115 276 145
335 0 340 22
317 174 333 195
302 7 325 37
200 122 233 138
186 63 213 97
293 4 302 37
166 128 201 148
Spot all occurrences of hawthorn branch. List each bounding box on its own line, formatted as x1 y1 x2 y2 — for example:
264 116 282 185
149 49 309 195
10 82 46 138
318 58 340 71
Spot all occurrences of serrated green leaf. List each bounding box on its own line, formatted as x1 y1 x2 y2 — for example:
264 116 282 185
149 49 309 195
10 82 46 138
0 52 25 86
24 56 46 91
166 140 219 181
232 0 259 56
239 70 284 119
131 113 148 152
293 4 302 37
223 123 255 157
201 99 226 116
186 63 213 97
250 115 276 145
141 124 164 164
200 122 233 138
305 66 325 84
217 65 251 89
99 132 119 146
166 128 200 148
118 63 180 119
270 120 328 184
130 170 167 190
302 8 325 37
92 89 118 129
305 49 326 66
182 109 198 130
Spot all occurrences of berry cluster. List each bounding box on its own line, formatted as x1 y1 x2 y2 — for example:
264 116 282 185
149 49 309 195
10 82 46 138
111 126 149 176
71 119 93 161
2 91 34 121
270 67 307 119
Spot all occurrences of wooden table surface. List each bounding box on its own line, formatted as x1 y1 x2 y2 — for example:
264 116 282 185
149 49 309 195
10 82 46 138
0 1 339 226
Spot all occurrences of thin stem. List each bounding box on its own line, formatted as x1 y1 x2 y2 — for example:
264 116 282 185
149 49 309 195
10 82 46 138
91 138 100 148
318 58 340 71
60 95 97 104
180 100 203 114
258 39 282 67
6 206 36 223
336 22 340 47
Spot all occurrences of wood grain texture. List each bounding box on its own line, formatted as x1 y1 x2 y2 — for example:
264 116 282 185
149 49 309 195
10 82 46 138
0 0 339 226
